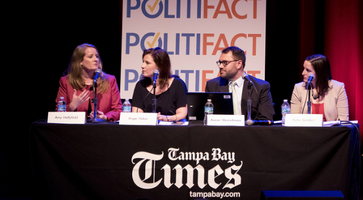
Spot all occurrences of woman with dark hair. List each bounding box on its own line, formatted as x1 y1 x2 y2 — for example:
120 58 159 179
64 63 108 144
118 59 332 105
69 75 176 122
55 43 122 121
131 47 188 122
290 54 349 121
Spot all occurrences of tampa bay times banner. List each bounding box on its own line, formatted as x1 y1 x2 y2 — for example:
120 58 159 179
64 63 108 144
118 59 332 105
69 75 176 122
132 147 244 199
121 0 266 99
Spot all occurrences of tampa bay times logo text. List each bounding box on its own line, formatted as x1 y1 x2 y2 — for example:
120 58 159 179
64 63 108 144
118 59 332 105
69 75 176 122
131 148 243 190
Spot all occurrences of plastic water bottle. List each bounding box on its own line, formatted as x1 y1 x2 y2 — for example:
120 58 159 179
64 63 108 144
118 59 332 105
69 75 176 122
281 99 290 126
203 99 214 125
123 99 132 113
57 97 66 112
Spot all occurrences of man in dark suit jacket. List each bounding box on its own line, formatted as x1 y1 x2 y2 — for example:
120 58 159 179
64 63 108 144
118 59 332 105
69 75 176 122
205 46 274 121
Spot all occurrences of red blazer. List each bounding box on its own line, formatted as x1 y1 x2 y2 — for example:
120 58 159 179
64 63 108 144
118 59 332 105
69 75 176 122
55 75 122 121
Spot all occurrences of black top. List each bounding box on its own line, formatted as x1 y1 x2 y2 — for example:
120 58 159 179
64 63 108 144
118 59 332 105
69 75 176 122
132 77 187 115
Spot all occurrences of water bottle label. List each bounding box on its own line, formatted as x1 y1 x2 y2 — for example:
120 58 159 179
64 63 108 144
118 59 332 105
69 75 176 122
281 107 290 114
123 106 131 112
58 105 66 112
205 107 213 114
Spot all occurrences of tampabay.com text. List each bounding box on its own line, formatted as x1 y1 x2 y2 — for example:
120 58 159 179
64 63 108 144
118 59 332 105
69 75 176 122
190 190 241 199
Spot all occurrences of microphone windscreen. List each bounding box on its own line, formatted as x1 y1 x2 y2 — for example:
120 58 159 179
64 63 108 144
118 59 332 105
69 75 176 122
153 70 159 82
308 74 314 81
152 70 159 86
246 120 253 125
94 69 102 78
93 69 102 86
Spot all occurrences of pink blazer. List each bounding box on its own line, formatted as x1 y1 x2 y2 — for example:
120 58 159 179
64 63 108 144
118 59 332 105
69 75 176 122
290 80 349 121
55 75 122 121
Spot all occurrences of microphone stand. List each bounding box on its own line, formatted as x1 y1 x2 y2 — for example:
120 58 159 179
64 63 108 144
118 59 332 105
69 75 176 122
152 80 157 113
246 81 253 125
92 79 103 122
307 82 312 114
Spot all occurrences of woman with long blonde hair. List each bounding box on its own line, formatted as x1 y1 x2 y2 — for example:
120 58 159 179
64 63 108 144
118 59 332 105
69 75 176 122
55 43 122 121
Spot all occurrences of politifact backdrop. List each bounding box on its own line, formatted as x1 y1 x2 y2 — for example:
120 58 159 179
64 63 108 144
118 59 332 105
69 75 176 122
121 0 266 99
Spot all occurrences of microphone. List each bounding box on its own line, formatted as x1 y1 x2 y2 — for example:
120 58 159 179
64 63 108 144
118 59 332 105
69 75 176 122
243 74 258 93
307 74 314 82
152 69 159 113
92 69 102 122
246 119 253 125
246 120 274 125
313 93 319 100
93 69 102 86
306 74 314 89
243 73 253 84
153 69 159 87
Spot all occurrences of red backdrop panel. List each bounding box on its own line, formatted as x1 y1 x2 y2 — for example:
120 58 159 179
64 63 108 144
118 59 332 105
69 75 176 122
324 0 363 132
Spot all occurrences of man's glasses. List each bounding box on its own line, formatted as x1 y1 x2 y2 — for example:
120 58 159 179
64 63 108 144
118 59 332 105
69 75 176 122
216 60 239 67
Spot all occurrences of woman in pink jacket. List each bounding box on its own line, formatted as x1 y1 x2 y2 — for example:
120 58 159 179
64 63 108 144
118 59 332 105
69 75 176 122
291 54 349 121
55 43 122 122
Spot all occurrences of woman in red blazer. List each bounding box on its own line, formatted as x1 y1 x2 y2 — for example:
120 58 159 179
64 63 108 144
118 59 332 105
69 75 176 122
55 43 122 122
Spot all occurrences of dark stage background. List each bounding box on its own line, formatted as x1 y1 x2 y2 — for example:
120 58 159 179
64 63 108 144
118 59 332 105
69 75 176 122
2 0 362 199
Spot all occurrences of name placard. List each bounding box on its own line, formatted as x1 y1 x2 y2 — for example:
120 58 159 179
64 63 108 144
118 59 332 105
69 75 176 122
207 115 245 126
47 112 86 124
119 113 157 125
285 114 323 127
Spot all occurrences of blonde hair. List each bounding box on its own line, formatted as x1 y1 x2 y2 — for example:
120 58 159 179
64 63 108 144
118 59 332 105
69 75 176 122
66 43 109 94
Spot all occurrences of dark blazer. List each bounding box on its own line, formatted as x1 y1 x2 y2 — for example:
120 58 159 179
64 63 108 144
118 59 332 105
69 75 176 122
205 76 274 120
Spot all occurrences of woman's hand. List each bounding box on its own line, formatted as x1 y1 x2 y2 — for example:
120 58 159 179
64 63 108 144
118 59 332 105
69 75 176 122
90 110 108 121
157 112 168 121
69 89 90 111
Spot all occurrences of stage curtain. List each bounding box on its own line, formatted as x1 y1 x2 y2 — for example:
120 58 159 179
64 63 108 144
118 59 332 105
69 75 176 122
324 0 363 130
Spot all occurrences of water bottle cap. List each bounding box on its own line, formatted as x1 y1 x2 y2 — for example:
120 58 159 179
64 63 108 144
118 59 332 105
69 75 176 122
207 99 212 102
60 97 64 100
283 99 288 102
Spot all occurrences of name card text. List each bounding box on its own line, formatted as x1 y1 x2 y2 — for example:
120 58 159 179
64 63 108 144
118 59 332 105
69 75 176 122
285 114 323 127
119 113 157 125
207 115 245 126
47 112 86 124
